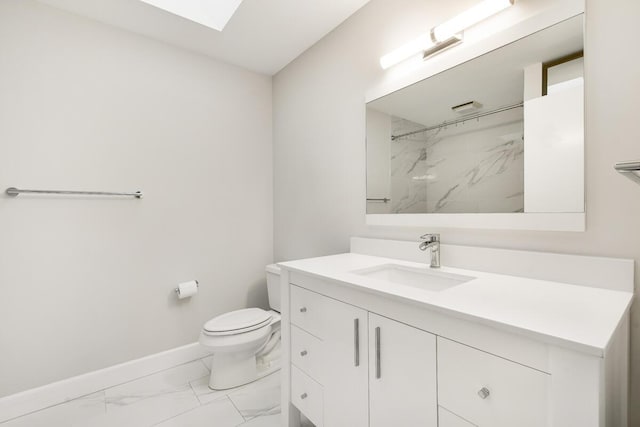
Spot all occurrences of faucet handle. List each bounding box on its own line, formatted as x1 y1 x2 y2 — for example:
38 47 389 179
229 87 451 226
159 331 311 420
419 233 440 242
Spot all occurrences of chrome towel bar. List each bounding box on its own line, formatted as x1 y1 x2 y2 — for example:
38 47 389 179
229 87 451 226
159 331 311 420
5 187 143 198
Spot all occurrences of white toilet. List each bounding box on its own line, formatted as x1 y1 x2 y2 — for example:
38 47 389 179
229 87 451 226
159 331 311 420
199 264 281 390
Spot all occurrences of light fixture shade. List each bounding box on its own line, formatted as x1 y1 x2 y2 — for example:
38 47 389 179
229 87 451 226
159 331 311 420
432 0 514 42
380 33 434 70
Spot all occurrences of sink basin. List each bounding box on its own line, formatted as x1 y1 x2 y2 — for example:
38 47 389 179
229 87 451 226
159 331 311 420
352 264 474 292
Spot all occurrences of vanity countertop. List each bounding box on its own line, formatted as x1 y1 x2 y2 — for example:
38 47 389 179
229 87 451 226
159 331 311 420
279 253 634 357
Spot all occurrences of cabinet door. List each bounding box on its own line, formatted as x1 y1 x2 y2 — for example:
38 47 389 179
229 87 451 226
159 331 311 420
369 313 438 427
322 297 369 427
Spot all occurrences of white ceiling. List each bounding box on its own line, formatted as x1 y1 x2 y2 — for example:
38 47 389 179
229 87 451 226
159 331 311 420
37 0 371 75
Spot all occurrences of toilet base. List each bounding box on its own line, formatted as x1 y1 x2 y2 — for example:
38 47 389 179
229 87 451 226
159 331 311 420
208 340 281 390
209 353 257 390
208 354 281 390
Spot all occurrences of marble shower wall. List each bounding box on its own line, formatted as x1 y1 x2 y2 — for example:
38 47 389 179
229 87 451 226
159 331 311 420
389 117 430 213
390 109 524 213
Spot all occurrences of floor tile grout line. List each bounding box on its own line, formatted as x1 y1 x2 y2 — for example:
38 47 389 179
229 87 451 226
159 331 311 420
227 395 247 421
105 355 212 391
241 404 281 422
102 356 210 401
0 390 108 425
187 379 211 408
105 355 212 394
1 356 212 425
149 387 243 427
148 400 203 427
200 356 212 373
147 376 217 427
191 379 233 405
2 358 279 427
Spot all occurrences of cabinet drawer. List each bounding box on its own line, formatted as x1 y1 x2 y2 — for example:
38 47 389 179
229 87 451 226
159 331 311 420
290 285 326 338
291 365 324 427
439 406 476 427
438 338 549 427
291 325 324 383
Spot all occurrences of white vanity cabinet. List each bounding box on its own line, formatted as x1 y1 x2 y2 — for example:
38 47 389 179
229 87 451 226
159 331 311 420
290 285 369 427
437 337 549 427
289 285 438 427
368 313 437 427
280 245 632 427
316 290 369 427
288 281 512 427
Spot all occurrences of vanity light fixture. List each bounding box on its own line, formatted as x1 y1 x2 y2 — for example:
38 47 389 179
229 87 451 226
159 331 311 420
379 33 435 70
422 34 464 61
431 0 514 42
380 0 515 69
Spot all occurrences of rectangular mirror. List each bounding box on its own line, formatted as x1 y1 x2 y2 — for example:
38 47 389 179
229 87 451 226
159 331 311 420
366 15 584 222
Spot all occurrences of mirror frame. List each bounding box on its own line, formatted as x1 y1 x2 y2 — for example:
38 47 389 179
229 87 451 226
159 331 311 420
365 0 585 232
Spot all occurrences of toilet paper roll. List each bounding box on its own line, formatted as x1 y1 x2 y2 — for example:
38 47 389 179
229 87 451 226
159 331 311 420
176 280 198 299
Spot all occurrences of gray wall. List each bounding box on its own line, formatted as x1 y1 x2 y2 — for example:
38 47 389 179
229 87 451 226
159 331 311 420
273 0 640 423
0 1 273 397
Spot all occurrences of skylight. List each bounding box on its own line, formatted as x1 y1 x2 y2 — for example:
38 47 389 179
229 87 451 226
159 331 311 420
139 0 244 31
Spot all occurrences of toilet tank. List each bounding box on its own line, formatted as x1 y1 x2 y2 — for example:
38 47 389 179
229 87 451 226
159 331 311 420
265 264 281 312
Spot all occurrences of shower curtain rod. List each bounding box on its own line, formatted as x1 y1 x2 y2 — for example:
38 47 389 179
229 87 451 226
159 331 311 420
391 102 524 141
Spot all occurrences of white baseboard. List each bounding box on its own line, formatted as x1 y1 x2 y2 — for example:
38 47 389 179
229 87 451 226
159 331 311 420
0 342 209 423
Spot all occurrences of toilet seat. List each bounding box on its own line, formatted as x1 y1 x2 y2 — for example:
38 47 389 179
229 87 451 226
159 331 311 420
203 308 272 336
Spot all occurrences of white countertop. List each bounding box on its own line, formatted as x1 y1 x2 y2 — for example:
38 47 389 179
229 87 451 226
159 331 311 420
279 253 634 357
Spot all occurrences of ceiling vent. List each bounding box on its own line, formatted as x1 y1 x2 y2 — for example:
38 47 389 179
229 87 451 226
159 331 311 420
451 101 483 114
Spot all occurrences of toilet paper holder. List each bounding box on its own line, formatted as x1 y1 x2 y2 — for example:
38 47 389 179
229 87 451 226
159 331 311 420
174 280 199 297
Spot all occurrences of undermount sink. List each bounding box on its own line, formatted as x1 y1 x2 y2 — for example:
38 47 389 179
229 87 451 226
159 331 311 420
352 264 475 292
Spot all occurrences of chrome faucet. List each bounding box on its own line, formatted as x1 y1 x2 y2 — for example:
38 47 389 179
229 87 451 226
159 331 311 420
419 233 440 268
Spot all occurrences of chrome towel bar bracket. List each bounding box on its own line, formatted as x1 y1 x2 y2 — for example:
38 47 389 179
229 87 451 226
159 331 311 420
614 161 640 184
614 161 640 172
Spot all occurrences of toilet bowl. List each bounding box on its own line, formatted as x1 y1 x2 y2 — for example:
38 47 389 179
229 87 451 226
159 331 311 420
199 264 281 390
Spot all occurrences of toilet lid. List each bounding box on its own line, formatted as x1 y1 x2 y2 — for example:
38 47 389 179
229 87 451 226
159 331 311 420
203 308 272 335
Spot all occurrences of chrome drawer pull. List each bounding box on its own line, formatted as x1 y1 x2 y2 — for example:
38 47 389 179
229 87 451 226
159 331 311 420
478 387 490 399
299 307 307 313
375 326 381 379
354 318 360 367
300 350 308 357
300 393 308 400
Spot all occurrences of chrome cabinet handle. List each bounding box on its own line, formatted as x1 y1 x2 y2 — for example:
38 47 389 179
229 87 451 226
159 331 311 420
300 393 308 400
299 307 307 313
375 326 381 379
300 350 308 357
478 387 490 399
354 318 360 367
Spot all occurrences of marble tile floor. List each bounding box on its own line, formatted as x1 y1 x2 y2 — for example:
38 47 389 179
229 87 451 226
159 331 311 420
0 355 283 427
